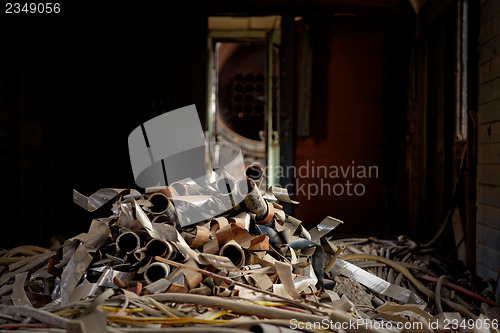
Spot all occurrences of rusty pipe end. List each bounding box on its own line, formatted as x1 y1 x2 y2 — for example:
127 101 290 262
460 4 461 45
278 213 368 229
256 201 274 224
146 239 177 259
144 262 171 284
148 192 171 215
245 164 264 184
219 240 245 268
146 239 168 257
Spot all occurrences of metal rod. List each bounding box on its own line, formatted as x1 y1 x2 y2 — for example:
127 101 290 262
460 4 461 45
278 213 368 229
324 244 345 273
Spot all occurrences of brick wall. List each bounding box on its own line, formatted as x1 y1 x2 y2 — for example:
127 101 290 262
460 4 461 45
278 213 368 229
477 0 500 301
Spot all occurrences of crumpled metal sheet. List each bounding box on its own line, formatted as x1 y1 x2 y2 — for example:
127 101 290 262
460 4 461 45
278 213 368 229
73 188 141 213
60 244 93 305
263 186 299 204
308 216 343 245
332 258 425 305
12 272 32 307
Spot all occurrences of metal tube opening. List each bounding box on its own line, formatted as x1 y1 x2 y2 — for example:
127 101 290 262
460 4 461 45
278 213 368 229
146 239 176 259
116 232 141 254
148 192 171 214
220 240 245 268
245 164 264 184
144 262 171 284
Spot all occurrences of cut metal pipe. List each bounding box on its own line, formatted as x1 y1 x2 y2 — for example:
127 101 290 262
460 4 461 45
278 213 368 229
116 232 141 254
219 240 245 268
238 178 274 224
144 262 171 284
293 262 311 276
146 239 177 259
245 164 264 187
147 192 180 222
183 226 210 248
210 217 229 234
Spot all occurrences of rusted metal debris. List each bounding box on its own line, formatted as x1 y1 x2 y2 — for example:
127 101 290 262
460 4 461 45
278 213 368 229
0 179 498 333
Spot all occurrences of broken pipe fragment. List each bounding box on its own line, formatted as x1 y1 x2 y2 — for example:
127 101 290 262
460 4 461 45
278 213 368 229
116 232 141 254
245 164 264 187
239 178 274 224
219 240 246 268
146 239 177 259
144 262 171 284
183 225 210 248
147 192 180 222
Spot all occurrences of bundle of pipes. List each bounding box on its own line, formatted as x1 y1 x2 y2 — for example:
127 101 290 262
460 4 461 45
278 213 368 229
0 170 498 333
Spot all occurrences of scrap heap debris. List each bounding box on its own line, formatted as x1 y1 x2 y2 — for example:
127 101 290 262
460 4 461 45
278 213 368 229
0 166 499 333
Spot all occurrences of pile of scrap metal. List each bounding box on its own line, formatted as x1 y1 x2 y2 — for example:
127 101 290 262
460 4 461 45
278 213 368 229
0 171 498 332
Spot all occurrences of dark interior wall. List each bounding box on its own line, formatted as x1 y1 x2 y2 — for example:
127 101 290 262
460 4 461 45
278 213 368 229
407 1 469 251
293 16 411 235
0 6 207 247
405 0 481 269
477 0 500 300
0 0 416 247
